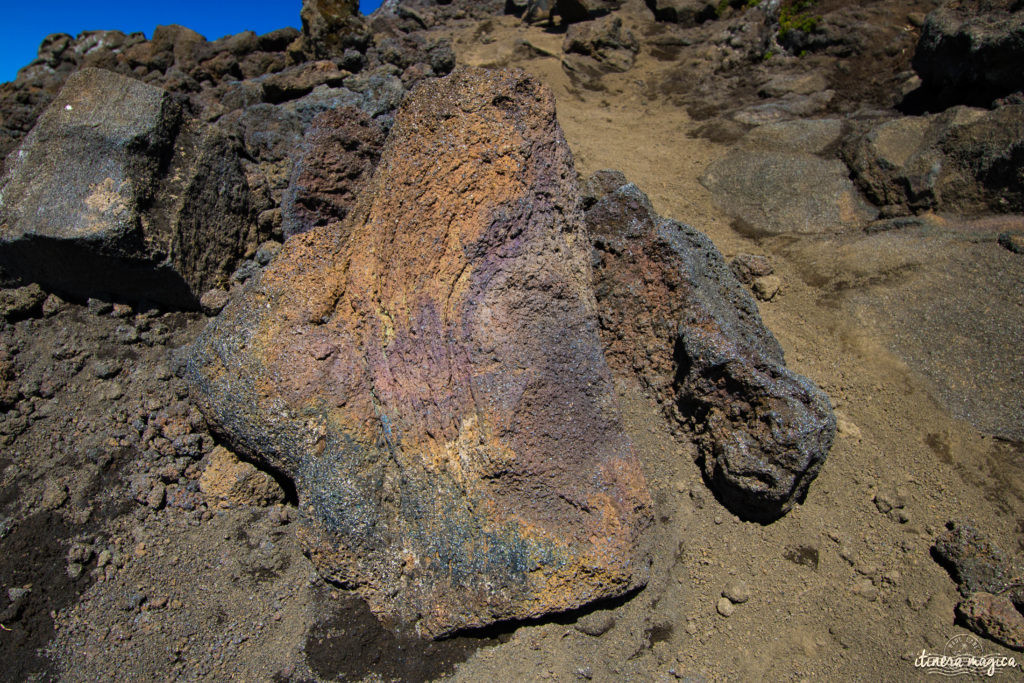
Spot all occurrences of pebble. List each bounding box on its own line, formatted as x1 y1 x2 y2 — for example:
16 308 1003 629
716 597 735 617
722 581 751 604
685 619 698 635
87 298 114 316
200 288 231 316
147 482 167 510
575 611 616 636
752 275 781 301
92 359 122 379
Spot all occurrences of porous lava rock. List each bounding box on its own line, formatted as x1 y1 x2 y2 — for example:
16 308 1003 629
0 68 253 308
187 67 652 637
585 171 835 521
281 107 386 238
301 0 370 59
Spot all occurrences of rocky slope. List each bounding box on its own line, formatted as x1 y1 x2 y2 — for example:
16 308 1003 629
0 0 1022 680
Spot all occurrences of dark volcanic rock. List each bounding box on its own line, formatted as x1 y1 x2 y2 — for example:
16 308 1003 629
933 520 1022 598
301 0 370 58
645 0 717 26
187 68 652 637
586 173 835 521
843 105 1024 214
913 0 1024 107
281 107 386 238
0 68 254 308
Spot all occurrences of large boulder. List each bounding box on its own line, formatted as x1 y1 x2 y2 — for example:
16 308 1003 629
0 68 253 308
912 0 1024 106
842 105 1024 215
585 171 835 521
187 68 652 637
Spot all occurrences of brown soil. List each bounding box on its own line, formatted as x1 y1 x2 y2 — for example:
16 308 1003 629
1 1 1022 681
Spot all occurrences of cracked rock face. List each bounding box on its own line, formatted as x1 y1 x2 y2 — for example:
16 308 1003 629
187 67 653 638
585 171 835 521
0 68 253 308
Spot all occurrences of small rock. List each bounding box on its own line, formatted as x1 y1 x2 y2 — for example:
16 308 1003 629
101 382 124 401
716 596 736 617
112 303 133 318
41 479 69 510
87 298 114 316
91 359 122 379
114 325 140 345
722 581 751 604
42 293 64 317
685 619 698 635
147 482 166 510
67 562 84 579
752 275 781 301
97 549 112 568
199 288 231 316
255 241 282 266
956 592 1024 651
231 260 260 284
730 254 773 284
8 587 30 602
575 611 616 636
199 446 285 508
998 232 1024 254
873 487 904 515
0 284 47 320
836 414 862 440
852 578 878 601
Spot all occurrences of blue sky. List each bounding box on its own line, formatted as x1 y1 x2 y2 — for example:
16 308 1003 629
1 1 385 84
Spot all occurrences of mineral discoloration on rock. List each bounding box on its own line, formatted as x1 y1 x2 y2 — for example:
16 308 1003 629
586 174 835 521
188 67 652 637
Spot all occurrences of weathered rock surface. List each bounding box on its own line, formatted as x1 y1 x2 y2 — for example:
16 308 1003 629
645 0 717 26
912 0 1024 107
956 592 1024 651
199 446 286 508
0 68 253 307
281 107 386 238
188 68 652 637
700 151 878 235
562 15 639 88
934 520 1024 650
301 0 369 59
843 105 1024 215
585 171 835 520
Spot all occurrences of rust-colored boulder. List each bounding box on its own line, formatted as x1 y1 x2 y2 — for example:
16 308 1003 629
585 172 835 521
199 446 286 509
187 67 652 637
